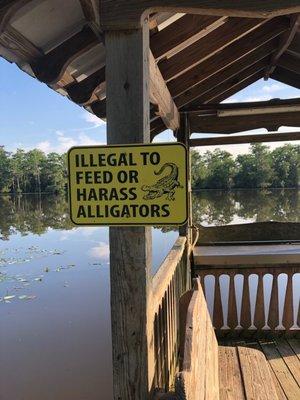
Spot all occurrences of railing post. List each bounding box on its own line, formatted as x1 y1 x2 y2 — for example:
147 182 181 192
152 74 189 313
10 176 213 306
105 20 152 400
177 113 192 290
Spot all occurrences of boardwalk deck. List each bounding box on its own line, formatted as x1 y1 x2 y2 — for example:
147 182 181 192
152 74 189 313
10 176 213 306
219 338 300 400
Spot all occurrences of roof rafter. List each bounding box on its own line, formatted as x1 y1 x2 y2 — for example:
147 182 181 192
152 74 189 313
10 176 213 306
167 18 289 97
175 41 277 107
150 14 227 60
264 14 300 79
159 17 268 81
271 66 300 89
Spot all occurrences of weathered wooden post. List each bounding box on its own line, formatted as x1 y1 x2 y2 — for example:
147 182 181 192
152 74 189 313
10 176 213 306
105 19 152 400
177 113 192 290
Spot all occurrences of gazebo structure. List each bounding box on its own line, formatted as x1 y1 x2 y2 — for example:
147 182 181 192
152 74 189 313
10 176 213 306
1 1 300 399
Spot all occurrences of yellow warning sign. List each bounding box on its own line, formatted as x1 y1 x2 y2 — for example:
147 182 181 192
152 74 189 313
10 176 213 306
68 143 188 226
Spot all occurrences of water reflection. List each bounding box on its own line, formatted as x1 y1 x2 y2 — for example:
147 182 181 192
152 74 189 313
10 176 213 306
0 189 298 241
192 189 299 226
0 194 73 240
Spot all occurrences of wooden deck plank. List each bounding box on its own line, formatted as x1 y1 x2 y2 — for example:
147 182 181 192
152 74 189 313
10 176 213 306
237 346 279 400
249 342 288 400
219 346 246 400
275 339 300 386
260 341 300 400
287 339 300 362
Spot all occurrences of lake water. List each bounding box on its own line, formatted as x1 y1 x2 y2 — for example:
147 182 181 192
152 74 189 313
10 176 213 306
0 189 299 400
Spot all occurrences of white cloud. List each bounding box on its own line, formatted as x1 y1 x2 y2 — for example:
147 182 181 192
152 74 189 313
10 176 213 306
89 242 110 260
36 131 104 154
262 83 284 93
82 111 106 127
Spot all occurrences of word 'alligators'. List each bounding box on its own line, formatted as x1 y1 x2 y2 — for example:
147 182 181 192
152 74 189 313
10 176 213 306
141 162 182 201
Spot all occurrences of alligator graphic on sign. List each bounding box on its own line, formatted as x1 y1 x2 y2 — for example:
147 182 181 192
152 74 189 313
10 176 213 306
141 162 182 201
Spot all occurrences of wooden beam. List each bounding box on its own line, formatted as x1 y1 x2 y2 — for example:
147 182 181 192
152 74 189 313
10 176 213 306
277 52 300 75
184 98 300 114
149 51 179 130
100 0 300 30
271 66 300 89
189 131 300 146
0 25 42 63
87 53 180 130
189 111 300 134
66 67 105 104
30 25 101 84
175 44 275 108
150 15 226 60
79 0 100 26
264 14 300 79
105 22 152 400
167 18 289 97
159 17 267 81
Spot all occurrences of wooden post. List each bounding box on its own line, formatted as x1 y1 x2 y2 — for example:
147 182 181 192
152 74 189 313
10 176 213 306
177 113 192 241
105 20 152 400
177 113 192 290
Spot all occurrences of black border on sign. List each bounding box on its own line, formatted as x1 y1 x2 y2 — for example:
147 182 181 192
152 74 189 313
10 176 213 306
67 142 189 227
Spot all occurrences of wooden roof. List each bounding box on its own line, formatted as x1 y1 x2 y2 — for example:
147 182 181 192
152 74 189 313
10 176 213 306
0 1 299 138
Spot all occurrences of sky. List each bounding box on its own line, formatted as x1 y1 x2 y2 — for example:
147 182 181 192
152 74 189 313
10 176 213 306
0 57 299 157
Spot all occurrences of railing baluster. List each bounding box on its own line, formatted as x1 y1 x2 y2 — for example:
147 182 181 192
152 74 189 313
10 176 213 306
227 272 238 330
254 272 265 330
268 272 279 330
213 274 224 330
282 272 294 331
241 272 251 330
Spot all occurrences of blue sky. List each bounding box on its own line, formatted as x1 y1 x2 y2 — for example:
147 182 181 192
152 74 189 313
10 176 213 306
0 57 299 155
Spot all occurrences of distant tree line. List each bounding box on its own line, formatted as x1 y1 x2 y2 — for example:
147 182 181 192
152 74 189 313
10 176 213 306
0 148 67 194
0 143 299 194
191 143 300 189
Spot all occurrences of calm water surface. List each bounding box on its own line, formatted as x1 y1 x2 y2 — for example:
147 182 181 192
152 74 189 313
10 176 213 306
0 189 299 400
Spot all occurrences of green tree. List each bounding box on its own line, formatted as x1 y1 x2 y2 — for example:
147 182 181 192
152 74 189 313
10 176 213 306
11 149 26 193
40 152 67 193
204 150 235 189
0 147 11 192
271 144 300 188
234 144 274 188
24 149 46 193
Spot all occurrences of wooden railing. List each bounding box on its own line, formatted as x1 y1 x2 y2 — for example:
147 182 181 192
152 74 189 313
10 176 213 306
150 236 190 394
194 264 300 337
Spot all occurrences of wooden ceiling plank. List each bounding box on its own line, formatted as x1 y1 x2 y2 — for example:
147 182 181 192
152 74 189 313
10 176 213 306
190 131 300 146
196 68 265 105
264 14 300 79
277 52 300 75
175 41 277 108
189 110 300 134
30 25 100 85
149 51 180 130
167 18 289 97
211 74 263 104
66 66 106 104
271 66 300 89
159 17 268 81
150 14 226 60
